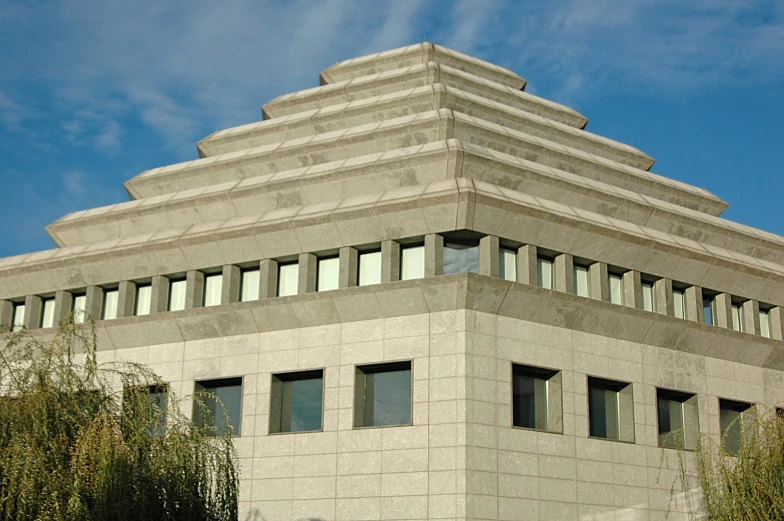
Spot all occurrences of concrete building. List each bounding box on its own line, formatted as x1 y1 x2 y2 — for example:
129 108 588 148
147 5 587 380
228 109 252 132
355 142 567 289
2 43 784 520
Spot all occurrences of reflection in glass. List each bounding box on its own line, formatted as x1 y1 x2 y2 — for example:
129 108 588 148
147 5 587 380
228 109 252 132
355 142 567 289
513 365 555 431
194 378 243 437
356 362 411 427
271 371 323 433
443 241 479 275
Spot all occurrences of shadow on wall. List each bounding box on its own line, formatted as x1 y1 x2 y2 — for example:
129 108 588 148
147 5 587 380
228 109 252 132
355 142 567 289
244 510 325 521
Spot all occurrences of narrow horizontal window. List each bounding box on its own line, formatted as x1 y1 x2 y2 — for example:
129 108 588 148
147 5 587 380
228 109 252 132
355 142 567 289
537 257 553 290
194 377 243 437
277 263 299 297
358 251 382 286
573 265 590 297
240 268 260 302
135 284 152 316
40 298 56 328
400 245 425 281
270 370 324 434
500 248 517 282
168 279 187 311
317 257 339 292
102 289 119 320
203 274 223 307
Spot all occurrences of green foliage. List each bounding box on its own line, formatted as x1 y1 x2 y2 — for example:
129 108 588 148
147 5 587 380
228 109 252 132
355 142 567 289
694 412 784 521
0 318 239 521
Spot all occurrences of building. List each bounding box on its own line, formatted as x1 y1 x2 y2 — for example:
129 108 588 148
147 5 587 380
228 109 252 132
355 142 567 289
1 43 784 520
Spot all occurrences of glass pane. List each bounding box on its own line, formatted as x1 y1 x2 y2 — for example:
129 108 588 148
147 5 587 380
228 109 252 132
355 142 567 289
283 377 323 432
500 249 517 281
135 285 152 316
673 290 686 319
277 263 299 297
196 380 242 437
317 257 340 292
731 304 743 332
720 401 747 455
703 298 714 326
203 274 223 307
358 251 382 286
443 242 479 274
642 282 655 312
102 290 119 320
365 368 411 427
168 280 187 311
658 395 685 448
40 299 56 328
608 274 624 305
400 246 425 281
12 304 25 331
537 258 553 289
240 269 260 302
589 383 619 440
760 310 771 338
513 371 549 430
574 266 590 297
72 295 87 324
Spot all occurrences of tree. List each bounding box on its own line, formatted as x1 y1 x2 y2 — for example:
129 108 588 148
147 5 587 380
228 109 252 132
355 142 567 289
0 318 239 521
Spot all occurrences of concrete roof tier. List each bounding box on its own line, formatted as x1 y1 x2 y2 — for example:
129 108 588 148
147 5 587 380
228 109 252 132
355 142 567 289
319 42 527 91
262 62 588 128
129 110 725 216
199 84 654 170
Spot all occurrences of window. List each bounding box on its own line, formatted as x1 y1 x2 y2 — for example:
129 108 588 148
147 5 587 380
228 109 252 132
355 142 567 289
537 256 553 289
317 256 339 292
443 240 479 274
123 385 168 437
354 361 412 428
642 281 656 312
11 303 25 331
719 399 754 455
400 245 425 281
277 262 299 297
40 298 56 328
269 370 324 433
657 389 697 450
573 265 590 297
358 250 382 286
72 294 87 324
608 273 624 305
703 294 716 326
730 303 743 332
102 289 119 320
135 284 152 316
673 288 687 319
588 377 634 442
168 279 187 311
512 364 562 433
500 248 516 281
193 377 243 437
760 309 771 338
203 273 223 307
240 268 260 302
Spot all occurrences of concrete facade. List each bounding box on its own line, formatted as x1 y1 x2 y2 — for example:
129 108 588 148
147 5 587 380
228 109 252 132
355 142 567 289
2 43 784 520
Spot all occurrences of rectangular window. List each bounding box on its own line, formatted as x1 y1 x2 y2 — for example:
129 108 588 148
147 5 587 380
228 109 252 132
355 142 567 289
730 303 743 332
277 263 299 297
354 361 412 428
102 289 119 320
443 240 479 274
588 376 634 442
72 294 87 324
760 309 771 338
317 257 340 292
400 245 425 281
135 284 152 316
203 274 223 307
500 248 517 282
719 399 754 456
168 279 187 311
358 250 382 286
40 298 56 328
240 268 260 302
657 389 697 449
123 385 168 437
537 257 554 289
673 288 686 319
608 273 624 305
270 370 324 433
642 281 656 312
703 295 716 326
512 364 561 432
193 377 243 437
573 265 590 297
11 303 25 331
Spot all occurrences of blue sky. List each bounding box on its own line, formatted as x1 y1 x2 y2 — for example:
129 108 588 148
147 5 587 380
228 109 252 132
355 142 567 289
0 0 782 258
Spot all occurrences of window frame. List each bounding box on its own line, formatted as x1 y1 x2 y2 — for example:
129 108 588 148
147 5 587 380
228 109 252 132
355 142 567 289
656 388 698 450
587 376 635 443
353 361 413 429
269 369 325 434
511 363 563 434
193 377 244 438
